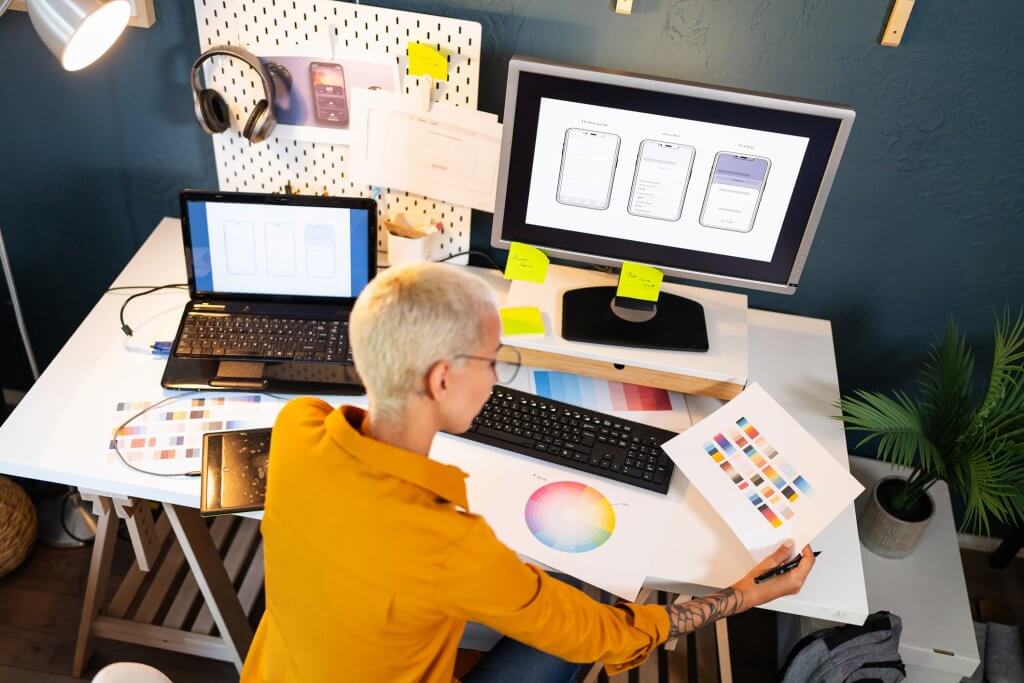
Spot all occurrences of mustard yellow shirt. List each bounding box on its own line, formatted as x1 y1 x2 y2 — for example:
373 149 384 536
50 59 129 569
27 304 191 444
241 398 669 682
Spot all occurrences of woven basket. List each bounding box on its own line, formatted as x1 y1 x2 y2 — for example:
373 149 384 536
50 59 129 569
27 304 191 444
0 476 37 579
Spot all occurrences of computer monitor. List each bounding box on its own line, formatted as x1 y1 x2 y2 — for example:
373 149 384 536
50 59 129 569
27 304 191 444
492 57 855 351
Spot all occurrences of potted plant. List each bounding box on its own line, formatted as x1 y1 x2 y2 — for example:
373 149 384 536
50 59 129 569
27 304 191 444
838 310 1024 558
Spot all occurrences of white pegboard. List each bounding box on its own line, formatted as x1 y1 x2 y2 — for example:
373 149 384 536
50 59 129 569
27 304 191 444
192 0 482 263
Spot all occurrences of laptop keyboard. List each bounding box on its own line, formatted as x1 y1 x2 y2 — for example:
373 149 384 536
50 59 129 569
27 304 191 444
450 387 677 494
175 314 352 363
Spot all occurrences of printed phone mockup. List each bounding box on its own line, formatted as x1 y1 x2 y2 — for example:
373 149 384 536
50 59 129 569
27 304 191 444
556 128 620 210
310 61 348 127
627 140 696 221
699 152 771 232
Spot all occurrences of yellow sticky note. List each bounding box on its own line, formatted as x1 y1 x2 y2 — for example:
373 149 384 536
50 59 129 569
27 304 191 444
617 262 663 302
407 43 448 82
504 242 549 283
500 307 545 336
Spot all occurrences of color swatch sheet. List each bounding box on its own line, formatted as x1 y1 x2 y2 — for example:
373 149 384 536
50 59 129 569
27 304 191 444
108 394 284 474
432 437 666 600
661 383 863 562
529 370 692 433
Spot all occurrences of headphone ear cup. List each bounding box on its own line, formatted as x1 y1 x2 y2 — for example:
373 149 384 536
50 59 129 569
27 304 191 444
198 89 231 134
243 100 274 143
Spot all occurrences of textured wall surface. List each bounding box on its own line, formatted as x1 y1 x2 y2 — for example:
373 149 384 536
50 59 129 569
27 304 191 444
1 0 1022 405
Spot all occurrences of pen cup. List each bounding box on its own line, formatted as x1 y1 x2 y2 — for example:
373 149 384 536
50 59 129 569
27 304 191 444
386 230 441 267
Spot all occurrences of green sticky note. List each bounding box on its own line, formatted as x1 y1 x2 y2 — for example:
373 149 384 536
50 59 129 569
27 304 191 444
407 43 448 81
617 262 663 302
500 307 545 336
504 242 549 283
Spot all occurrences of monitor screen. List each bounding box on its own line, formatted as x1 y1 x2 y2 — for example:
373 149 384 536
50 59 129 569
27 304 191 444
183 195 373 301
494 59 855 293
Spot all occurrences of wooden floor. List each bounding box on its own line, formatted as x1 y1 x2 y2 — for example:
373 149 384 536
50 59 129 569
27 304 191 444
0 535 1019 682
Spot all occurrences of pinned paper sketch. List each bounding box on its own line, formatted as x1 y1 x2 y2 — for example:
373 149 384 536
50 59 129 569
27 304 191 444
662 383 862 561
431 438 666 600
349 89 502 211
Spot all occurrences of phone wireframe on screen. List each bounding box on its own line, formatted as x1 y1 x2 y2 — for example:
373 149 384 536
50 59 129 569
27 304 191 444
627 140 696 221
556 128 620 210
699 152 771 232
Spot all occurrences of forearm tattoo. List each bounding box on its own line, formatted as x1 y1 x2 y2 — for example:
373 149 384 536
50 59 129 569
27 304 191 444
665 588 745 638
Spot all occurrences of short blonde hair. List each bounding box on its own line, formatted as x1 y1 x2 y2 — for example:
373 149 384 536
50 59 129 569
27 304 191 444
350 262 498 420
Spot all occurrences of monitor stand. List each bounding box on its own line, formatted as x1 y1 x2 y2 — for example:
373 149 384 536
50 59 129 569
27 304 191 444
561 286 709 352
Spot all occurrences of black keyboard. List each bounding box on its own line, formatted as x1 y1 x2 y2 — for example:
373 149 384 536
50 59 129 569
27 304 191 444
452 386 678 494
175 313 352 363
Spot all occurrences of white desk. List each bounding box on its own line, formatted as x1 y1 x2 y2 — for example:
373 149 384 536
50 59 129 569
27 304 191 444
0 218 868 662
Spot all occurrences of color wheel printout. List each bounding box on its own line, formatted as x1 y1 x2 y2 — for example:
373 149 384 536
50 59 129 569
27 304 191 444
661 383 863 562
432 436 666 600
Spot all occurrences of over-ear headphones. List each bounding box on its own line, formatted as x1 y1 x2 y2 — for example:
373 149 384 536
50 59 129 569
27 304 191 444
191 45 277 144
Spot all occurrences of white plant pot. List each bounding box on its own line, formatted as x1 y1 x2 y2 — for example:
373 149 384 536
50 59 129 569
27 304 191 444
858 476 934 559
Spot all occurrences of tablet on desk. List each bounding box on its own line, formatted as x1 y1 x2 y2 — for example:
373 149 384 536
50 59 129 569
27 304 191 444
201 428 272 516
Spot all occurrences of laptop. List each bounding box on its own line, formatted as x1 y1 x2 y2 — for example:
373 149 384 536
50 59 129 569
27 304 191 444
161 189 377 394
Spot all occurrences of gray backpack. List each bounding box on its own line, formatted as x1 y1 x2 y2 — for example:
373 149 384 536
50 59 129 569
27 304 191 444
779 611 906 682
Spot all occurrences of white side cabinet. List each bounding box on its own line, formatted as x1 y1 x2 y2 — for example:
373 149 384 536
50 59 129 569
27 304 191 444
850 456 980 682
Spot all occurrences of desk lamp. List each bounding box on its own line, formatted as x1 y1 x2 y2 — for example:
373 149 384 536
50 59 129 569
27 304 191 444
0 0 130 70
0 0 129 545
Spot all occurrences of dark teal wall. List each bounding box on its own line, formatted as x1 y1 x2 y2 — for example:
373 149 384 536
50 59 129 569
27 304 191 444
1 0 1022 402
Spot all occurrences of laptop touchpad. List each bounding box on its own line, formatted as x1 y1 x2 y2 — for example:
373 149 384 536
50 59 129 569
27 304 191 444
216 361 266 378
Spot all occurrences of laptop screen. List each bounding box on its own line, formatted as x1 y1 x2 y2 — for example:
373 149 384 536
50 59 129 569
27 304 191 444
184 197 371 300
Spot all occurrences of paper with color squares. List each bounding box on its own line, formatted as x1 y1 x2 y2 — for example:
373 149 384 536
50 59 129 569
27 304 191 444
617 262 663 302
107 394 284 474
661 383 863 562
504 242 549 283
407 43 448 81
500 306 545 336
431 438 668 601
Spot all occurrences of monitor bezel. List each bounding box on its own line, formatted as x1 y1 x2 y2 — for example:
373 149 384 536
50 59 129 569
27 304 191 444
180 189 378 305
491 56 855 295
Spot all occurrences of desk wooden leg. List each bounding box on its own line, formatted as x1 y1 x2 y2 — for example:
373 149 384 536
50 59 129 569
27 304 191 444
715 619 733 683
163 504 254 672
72 496 118 678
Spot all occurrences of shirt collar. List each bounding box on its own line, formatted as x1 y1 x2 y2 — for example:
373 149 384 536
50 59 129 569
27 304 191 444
324 405 469 510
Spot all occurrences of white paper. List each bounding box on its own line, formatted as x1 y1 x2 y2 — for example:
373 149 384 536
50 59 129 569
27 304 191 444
662 383 863 562
527 369 692 433
431 434 666 600
349 89 503 211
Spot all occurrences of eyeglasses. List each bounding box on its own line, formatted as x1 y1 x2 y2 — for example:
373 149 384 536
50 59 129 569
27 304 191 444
454 344 522 385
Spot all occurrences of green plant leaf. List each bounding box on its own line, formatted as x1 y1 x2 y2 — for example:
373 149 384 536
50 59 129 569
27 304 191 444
918 319 974 456
838 390 941 477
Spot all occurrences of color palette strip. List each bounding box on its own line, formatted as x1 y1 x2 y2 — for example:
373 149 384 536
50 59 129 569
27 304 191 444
532 371 673 412
703 416 815 529
524 481 615 553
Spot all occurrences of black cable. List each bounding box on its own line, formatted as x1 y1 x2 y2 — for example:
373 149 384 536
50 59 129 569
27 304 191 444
116 284 189 337
60 489 95 544
434 250 502 271
108 284 188 292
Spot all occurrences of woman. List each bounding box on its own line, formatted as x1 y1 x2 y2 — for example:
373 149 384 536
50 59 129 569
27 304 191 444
241 262 814 682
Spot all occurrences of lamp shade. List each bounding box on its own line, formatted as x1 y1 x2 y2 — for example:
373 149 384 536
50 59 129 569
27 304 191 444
25 0 130 71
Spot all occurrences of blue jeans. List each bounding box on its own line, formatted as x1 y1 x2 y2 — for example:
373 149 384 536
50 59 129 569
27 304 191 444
462 573 586 683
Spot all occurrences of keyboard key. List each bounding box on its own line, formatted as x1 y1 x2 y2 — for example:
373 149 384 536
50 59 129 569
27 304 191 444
622 466 643 478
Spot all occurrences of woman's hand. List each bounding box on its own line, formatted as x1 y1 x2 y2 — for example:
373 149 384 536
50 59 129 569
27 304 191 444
731 541 816 608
